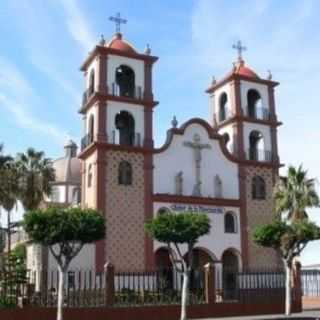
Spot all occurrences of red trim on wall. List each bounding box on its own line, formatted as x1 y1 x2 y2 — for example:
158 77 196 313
153 194 240 207
206 73 279 93
238 165 249 268
144 153 154 269
81 46 158 71
95 148 106 272
79 92 158 115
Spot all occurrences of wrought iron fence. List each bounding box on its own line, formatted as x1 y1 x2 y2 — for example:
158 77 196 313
301 269 320 297
0 267 297 308
214 268 286 304
114 268 205 306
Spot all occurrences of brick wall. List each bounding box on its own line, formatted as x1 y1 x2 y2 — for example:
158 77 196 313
245 166 282 269
104 150 145 270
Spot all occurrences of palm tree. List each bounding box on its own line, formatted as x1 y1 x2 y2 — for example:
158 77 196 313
274 165 319 221
16 148 55 211
0 145 19 258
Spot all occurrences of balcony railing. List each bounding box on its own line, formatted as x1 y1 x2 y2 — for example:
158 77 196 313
110 131 142 147
81 133 93 151
82 88 95 108
246 148 273 162
245 106 270 121
111 83 143 100
217 108 235 123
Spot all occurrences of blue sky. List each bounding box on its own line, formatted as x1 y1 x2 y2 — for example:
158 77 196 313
0 0 319 265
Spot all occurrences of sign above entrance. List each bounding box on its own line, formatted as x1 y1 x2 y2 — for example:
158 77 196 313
170 204 224 214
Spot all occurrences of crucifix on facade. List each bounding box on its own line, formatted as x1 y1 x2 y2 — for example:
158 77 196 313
109 12 127 34
183 134 211 197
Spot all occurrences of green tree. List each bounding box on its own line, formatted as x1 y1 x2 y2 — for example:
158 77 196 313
16 148 55 211
253 219 320 316
23 207 106 320
274 165 319 221
0 146 19 259
145 212 210 320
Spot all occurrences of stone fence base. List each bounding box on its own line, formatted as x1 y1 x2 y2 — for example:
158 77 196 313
0 300 301 320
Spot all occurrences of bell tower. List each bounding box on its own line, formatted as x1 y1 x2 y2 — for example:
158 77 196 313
78 14 158 271
206 41 282 268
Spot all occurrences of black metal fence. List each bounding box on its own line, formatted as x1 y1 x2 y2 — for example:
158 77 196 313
301 269 320 297
0 268 294 308
114 268 205 306
215 268 286 304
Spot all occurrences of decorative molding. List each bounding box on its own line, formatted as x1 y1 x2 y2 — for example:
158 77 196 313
153 193 240 207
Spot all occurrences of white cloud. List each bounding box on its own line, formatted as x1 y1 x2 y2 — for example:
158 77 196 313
58 0 96 52
0 57 69 144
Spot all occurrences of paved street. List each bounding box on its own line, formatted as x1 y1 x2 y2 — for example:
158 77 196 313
196 310 320 320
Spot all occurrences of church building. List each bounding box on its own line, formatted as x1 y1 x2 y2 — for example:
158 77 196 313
78 17 282 275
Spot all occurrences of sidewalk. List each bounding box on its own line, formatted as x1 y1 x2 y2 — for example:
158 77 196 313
196 310 320 320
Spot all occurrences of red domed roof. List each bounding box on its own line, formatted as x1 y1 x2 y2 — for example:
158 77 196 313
106 33 137 54
232 59 259 78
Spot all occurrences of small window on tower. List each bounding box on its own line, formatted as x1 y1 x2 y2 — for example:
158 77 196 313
118 161 132 186
252 175 266 200
89 69 95 96
219 93 228 122
88 164 93 188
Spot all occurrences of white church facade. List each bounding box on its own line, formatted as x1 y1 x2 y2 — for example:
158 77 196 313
74 26 282 275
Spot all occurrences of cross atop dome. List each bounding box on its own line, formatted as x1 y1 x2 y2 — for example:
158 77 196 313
109 12 127 34
232 40 246 62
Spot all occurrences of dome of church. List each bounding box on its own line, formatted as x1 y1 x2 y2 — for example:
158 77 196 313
53 141 81 184
106 33 137 54
232 59 259 79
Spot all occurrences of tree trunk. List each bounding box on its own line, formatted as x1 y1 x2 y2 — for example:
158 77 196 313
57 265 66 320
285 263 292 316
180 270 189 320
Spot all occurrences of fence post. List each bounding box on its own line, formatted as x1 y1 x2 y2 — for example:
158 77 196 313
204 262 215 304
292 261 302 311
104 262 115 306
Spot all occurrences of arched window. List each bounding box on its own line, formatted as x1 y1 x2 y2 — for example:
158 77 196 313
88 115 94 142
118 161 132 185
115 111 135 146
115 65 135 98
222 133 230 147
89 69 95 96
247 89 262 118
249 130 264 161
252 175 266 199
157 207 171 215
219 93 228 122
224 212 237 233
87 164 93 188
214 174 223 198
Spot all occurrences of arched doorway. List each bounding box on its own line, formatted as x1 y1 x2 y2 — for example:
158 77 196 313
222 249 240 300
155 247 173 290
184 248 216 291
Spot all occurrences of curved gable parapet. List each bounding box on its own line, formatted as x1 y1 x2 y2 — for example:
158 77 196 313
153 117 240 199
154 117 239 164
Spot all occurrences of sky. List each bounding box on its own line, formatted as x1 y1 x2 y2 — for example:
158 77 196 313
0 0 319 265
